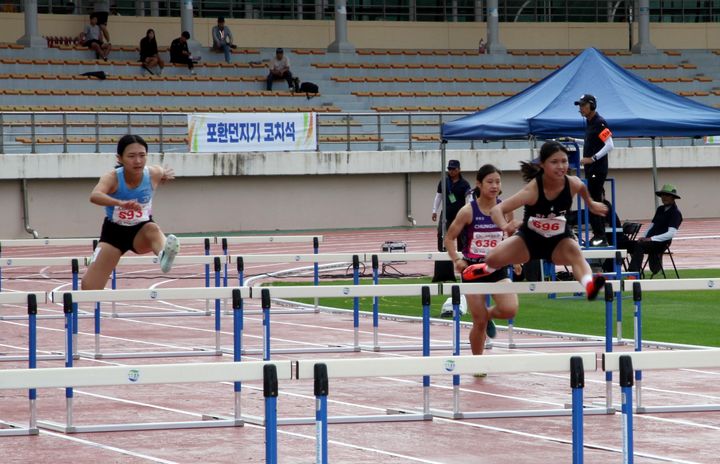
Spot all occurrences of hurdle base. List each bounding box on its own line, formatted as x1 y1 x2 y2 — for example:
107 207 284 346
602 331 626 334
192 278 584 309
605 403 720 414
358 343 458 352
0 421 39 436
429 405 613 420
78 349 221 360
495 339 609 349
239 346 359 356
0 353 65 362
242 410 432 426
100 310 210 319
37 418 242 433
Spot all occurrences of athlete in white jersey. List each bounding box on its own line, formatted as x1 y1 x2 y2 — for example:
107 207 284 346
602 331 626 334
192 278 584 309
81 134 180 291
445 165 520 360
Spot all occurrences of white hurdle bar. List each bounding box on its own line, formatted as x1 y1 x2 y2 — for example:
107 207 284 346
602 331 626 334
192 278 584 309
0 360 292 434
239 284 442 358
50 287 250 359
268 352 597 430
108 254 229 318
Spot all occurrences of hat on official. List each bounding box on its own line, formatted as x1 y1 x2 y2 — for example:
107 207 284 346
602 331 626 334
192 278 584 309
574 94 597 107
655 184 681 199
447 159 461 169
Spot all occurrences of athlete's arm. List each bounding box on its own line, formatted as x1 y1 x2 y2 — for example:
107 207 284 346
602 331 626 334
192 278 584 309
149 165 175 188
445 205 471 270
570 176 608 216
89 171 142 212
490 182 536 235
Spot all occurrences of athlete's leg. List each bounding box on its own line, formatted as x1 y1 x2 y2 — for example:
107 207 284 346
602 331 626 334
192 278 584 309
133 222 165 255
133 222 180 273
488 280 518 321
466 293 489 355
551 238 604 300
81 243 123 290
485 235 531 270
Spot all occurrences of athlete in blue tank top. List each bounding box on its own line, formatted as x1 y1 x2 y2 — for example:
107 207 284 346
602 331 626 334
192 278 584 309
445 165 519 361
105 166 154 226
81 134 180 292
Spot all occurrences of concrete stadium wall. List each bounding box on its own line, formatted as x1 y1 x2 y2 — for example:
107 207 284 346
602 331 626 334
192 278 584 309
1 146 718 238
0 14 719 50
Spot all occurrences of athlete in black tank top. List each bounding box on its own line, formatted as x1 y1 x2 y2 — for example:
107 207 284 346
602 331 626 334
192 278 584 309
521 172 572 239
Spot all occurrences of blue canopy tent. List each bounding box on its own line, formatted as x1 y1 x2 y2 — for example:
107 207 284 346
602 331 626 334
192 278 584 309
441 47 720 140
433 48 720 255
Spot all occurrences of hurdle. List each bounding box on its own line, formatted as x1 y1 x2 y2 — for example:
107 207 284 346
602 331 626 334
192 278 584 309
50 286 250 359
0 358 290 436
410 281 618 419
0 292 44 436
603 350 720 464
298 352 595 463
611 278 720 414
0 257 87 320
236 285 436 427
239 283 441 357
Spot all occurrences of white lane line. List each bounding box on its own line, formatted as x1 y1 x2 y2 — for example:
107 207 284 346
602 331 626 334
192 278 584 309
39 429 179 464
276 428 446 464
438 417 702 464
637 414 720 431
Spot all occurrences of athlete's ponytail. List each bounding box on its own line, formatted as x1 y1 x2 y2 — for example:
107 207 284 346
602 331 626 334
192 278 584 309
520 141 568 183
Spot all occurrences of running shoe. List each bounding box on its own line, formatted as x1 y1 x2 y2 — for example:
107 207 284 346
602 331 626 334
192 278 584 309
585 274 606 301
473 372 488 378
486 319 497 339
461 263 491 281
159 234 179 273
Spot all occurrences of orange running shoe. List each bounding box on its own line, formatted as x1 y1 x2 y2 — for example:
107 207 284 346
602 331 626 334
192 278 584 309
585 274 606 301
462 263 491 281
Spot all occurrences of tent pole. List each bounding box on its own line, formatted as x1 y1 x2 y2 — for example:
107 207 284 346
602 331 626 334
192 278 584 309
651 136 659 208
440 140 448 243
432 140 456 282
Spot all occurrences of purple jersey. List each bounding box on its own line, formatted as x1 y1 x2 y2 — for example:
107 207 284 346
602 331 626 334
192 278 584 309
462 199 503 260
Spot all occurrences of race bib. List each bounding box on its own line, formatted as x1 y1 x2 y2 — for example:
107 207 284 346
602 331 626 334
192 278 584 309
112 204 150 226
528 216 566 238
470 231 503 256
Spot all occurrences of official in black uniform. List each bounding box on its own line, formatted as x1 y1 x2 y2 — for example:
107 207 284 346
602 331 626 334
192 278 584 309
431 159 471 251
574 94 614 245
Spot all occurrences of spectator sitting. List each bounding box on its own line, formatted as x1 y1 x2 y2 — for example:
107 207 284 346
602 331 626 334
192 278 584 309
211 16 236 63
139 28 164 75
266 48 298 92
627 184 683 277
80 13 111 61
170 31 199 75
478 38 486 54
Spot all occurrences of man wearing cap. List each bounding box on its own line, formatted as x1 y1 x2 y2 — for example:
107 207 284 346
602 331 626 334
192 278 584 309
573 94 614 246
432 160 472 251
267 48 298 91
627 184 683 276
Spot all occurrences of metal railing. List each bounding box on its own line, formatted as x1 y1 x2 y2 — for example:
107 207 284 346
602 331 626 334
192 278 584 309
9 1 720 23
0 110 705 155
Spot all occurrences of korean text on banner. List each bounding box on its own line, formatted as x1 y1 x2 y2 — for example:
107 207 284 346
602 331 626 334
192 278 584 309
188 112 317 152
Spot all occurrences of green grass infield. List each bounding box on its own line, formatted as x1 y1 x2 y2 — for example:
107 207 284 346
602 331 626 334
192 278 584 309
264 268 720 348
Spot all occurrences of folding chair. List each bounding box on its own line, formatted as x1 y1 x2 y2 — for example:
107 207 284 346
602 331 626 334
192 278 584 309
641 240 679 279
620 222 642 271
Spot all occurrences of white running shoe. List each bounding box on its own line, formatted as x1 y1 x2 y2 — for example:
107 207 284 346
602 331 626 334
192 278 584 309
159 234 179 273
